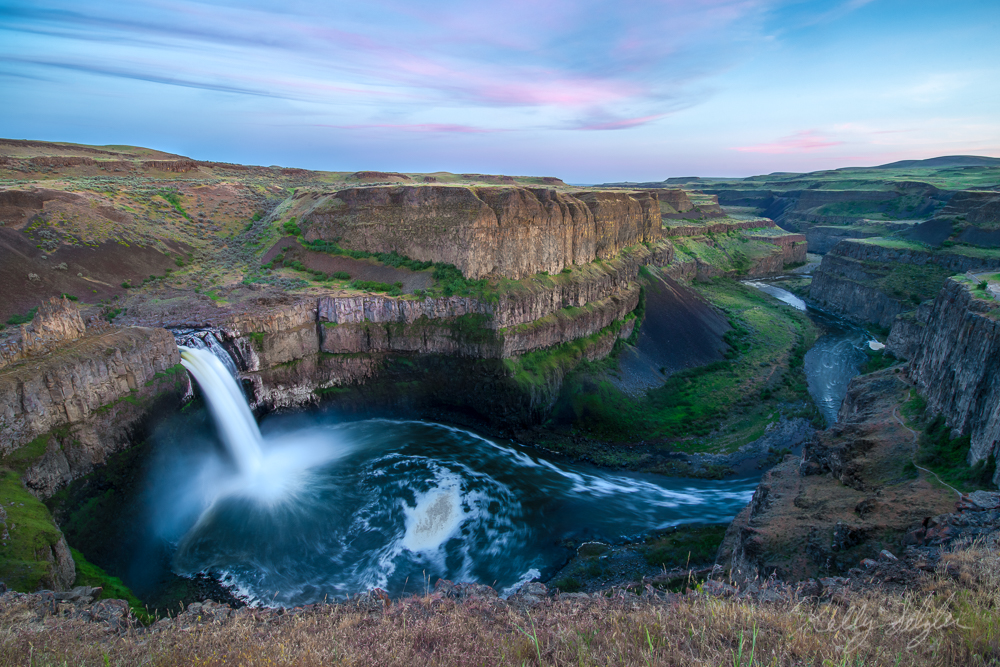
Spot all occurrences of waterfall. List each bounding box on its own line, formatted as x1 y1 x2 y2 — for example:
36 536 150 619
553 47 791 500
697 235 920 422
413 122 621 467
174 329 241 378
179 346 264 476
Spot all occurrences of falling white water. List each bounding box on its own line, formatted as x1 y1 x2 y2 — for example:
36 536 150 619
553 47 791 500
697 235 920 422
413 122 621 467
179 346 264 476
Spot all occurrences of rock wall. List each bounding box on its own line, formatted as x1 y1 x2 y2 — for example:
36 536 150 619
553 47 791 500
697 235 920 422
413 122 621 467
883 302 933 361
809 239 1000 328
0 297 86 370
293 186 661 279
810 266 906 329
657 189 694 213
901 279 1000 482
0 327 184 497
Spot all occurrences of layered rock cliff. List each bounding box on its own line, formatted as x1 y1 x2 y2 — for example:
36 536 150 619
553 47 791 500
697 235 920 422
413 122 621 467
889 279 1000 482
290 186 661 279
0 297 87 370
809 239 1000 328
0 326 184 497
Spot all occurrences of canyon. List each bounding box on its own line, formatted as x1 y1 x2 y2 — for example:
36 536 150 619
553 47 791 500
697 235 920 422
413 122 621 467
1 143 999 635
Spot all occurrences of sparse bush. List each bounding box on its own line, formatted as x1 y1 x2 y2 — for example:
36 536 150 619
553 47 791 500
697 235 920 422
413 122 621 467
5 307 38 326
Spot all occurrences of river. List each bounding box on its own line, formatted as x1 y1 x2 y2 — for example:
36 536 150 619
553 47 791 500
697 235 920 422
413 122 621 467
744 279 875 424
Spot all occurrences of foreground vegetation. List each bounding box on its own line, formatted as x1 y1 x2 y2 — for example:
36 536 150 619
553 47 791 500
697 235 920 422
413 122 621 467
3 540 999 666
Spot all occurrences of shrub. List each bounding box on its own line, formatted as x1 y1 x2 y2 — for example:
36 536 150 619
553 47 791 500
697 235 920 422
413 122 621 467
351 280 404 296
332 271 351 280
5 307 38 326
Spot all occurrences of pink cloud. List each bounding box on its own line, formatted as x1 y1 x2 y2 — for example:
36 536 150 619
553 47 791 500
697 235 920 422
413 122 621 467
578 113 667 130
732 130 844 154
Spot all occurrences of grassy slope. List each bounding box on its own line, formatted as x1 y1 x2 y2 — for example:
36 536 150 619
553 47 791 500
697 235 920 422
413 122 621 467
528 279 818 469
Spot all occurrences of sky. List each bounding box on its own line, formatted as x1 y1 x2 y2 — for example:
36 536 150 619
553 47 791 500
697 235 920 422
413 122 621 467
1 0 999 182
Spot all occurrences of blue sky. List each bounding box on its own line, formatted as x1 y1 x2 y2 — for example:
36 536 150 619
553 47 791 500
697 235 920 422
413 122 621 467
2 0 998 181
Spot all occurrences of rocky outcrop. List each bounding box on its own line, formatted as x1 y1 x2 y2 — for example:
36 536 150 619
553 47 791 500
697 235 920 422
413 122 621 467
293 186 661 279
899 279 1000 482
810 269 906 329
0 297 86 370
883 302 933 360
745 232 808 266
722 368 956 583
663 218 780 238
657 189 694 213
0 326 184 497
215 284 641 412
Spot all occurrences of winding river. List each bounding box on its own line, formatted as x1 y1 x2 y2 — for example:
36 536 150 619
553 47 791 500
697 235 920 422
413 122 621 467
744 279 875 424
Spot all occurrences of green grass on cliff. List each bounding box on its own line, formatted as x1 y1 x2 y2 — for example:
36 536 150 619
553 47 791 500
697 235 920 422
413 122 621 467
504 317 630 388
672 232 782 277
543 279 818 460
918 415 998 492
0 469 66 592
876 263 955 306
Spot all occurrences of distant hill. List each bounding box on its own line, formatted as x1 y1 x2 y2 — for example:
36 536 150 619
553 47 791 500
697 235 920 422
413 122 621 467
868 156 1000 170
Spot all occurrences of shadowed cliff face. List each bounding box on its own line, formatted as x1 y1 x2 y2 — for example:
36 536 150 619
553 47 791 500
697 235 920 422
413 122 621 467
891 279 1000 481
293 186 661 279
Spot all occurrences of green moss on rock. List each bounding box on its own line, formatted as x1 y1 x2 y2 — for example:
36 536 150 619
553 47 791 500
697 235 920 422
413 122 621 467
0 470 66 592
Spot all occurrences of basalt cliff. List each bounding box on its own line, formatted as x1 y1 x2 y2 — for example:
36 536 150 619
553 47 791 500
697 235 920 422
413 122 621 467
289 186 662 279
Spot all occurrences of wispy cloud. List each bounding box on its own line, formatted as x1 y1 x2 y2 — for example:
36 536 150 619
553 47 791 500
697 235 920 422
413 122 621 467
732 130 844 154
0 0 786 130
577 114 667 131
317 123 501 134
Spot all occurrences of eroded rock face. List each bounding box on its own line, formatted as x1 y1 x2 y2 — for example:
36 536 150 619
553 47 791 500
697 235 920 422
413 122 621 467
0 297 86 370
294 186 661 279
901 279 1000 482
809 239 1000 328
0 326 184 497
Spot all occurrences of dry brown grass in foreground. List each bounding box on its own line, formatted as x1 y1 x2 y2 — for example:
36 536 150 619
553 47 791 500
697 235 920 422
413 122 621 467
2 543 999 667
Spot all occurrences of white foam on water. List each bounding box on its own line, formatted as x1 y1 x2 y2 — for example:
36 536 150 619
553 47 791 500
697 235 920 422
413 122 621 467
401 482 467 553
501 568 542 598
